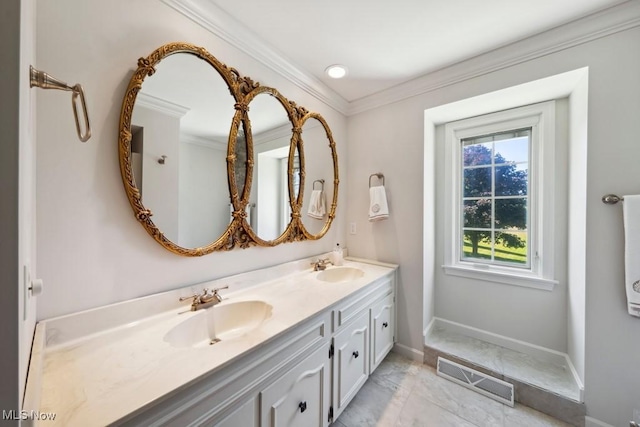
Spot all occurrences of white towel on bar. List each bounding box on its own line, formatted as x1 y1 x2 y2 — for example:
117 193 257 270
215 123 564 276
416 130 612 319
369 185 389 222
623 195 640 315
307 190 326 219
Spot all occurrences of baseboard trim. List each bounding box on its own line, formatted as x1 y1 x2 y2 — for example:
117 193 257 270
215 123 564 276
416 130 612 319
392 343 424 362
433 317 565 364
423 317 436 338
564 354 585 402
585 416 615 427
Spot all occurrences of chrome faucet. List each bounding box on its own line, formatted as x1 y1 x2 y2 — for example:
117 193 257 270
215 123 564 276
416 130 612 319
311 258 332 271
179 286 228 311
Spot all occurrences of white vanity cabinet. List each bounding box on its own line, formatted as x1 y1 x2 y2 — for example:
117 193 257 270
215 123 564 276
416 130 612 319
330 272 396 422
370 292 394 372
260 342 332 427
332 309 370 418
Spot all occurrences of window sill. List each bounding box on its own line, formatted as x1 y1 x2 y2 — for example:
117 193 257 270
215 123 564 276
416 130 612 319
442 264 557 291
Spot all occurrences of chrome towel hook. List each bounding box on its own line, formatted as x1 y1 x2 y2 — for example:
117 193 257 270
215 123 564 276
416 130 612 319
369 172 384 188
30 65 91 142
313 179 325 190
602 194 624 204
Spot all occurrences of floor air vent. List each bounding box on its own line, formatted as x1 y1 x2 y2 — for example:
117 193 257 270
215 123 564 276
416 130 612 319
436 357 514 407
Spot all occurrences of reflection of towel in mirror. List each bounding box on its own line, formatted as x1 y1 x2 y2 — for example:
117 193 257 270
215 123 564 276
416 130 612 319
623 195 640 315
307 190 326 219
369 186 389 221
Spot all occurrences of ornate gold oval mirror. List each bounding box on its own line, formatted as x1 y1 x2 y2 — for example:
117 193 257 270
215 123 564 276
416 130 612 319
296 113 339 239
240 87 297 244
119 42 338 256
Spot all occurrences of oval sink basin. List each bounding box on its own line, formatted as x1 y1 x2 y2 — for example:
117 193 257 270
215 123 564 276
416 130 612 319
164 300 272 348
316 267 365 283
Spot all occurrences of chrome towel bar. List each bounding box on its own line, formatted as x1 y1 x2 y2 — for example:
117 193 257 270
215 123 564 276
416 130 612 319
29 65 91 142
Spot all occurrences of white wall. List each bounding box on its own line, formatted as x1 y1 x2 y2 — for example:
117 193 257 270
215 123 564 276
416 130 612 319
347 21 640 427
35 0 347 320
567 74 589 384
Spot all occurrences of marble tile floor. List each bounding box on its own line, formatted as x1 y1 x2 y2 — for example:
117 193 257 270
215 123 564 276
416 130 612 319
424 328 581 402
334 352 571 427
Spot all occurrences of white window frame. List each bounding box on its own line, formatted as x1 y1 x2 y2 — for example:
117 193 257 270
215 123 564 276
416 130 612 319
442 101 558 291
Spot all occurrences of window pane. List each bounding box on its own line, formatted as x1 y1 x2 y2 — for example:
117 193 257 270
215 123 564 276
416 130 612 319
462 230 492 261
463 142 492 167
495 198 527 230
463 199 491 228
495 231 528 264
463 167 491 197
494 135 529 164
495 165 528 196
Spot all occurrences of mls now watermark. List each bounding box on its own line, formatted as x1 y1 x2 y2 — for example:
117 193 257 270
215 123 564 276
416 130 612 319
2 410 57 421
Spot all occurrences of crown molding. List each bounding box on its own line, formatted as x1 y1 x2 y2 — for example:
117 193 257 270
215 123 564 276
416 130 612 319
161 0 350 114
161 0 640 117
136 92 190 117
348 0 640 115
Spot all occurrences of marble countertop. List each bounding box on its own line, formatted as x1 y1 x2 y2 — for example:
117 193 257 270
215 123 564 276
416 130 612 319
27 257 397 426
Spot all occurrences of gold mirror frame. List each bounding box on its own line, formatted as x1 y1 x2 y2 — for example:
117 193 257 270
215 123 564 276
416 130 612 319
118 42 338 256
295 112 339 241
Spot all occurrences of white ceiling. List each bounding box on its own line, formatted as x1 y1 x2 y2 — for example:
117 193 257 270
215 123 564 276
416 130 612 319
208 0 627 102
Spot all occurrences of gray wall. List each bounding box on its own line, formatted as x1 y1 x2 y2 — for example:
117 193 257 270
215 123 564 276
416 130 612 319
346 20 640 427
0 0 21 423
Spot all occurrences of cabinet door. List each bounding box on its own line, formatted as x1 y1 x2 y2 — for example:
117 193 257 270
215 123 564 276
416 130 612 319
370 293 394 372
260 342 331 427
333 309 369 418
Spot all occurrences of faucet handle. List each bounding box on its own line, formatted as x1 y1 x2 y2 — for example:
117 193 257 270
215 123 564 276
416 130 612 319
212 285 229 293
179 293 199 302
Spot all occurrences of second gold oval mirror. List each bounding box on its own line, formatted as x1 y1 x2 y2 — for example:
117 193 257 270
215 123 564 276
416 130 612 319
245 89 295 243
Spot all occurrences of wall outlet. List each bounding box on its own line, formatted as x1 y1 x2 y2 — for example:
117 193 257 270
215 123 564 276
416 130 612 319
349 222 357 235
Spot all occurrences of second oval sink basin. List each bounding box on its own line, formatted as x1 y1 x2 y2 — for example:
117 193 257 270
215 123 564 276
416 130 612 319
316 267 364 283
164 300 272 348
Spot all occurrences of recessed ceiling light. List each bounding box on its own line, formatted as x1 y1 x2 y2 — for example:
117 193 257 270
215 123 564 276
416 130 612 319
325 64 348 79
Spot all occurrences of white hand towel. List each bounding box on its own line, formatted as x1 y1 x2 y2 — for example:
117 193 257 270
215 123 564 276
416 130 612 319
623 195 640 316
369 185 389 222
307 190 326 219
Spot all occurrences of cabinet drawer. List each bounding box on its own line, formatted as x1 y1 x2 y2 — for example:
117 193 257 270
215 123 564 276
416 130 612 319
332 309 369 418
334 277 392 329
260 342 331 427
370 293 394 372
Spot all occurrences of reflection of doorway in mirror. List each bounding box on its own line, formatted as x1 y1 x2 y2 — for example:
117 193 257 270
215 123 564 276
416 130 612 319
131 125 144 194
255 144 293 241
280 156 299 232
